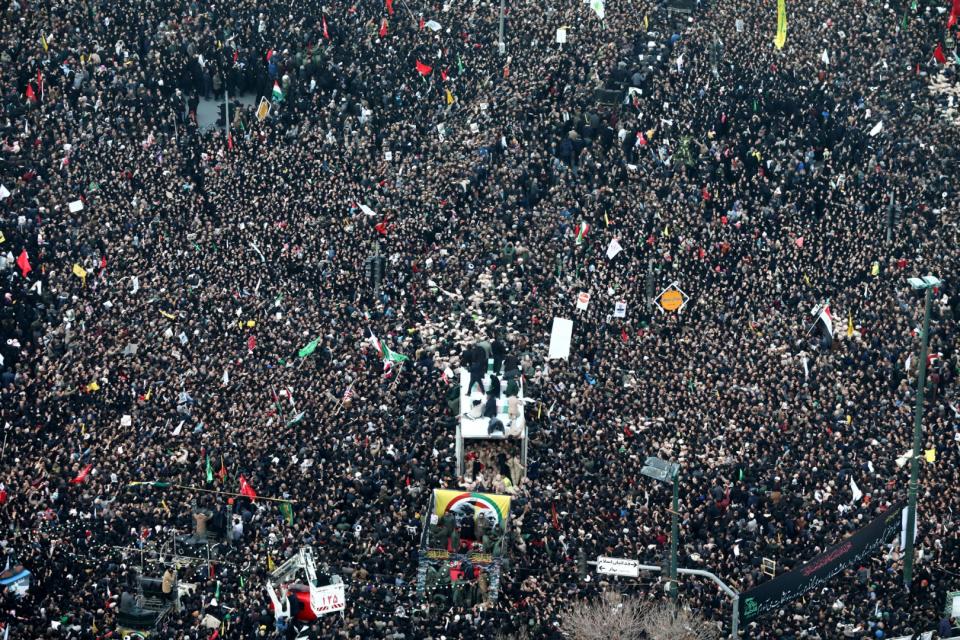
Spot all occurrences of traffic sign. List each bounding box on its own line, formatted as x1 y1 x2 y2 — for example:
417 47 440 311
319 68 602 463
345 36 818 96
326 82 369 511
596 556 640 578
655 283 689 314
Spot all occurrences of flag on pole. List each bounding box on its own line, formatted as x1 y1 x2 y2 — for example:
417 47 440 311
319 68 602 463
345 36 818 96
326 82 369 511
128 481 172 488
416 60 433 76
25 84 37 103
322 16 330 40
774 0 787 49
298 337 320 358
16 250 31 278
41 33 48 51
949 0 960 28
205 455 214 484
386 0 394 15
849 477 863 503
279 501 295 525
812 302 834 345
368 331 409 365
343 384 355 403
217 456 227 482
379 19 388 37
238 475 257 501
272 81 284 101
70 464 93 484
590 0 605 20
574 222 590 244
847 310 854 338
551 502 560 529
933 43 947 64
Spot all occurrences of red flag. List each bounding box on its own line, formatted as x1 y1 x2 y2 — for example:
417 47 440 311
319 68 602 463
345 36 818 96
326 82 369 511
25 83 37 103
70 464 93 484
16 250 31 277
266 49 274 62
379 19 388 37
247 335 256 351
239 475 257 501
419 17 425 30
100 256 107 271
37 70 43 99
934 43 947 64
620 328 629 342
949 0 960 28
386 0 394 15
217 456 227 482
0 484 8 505
374 218 388 235
551 502 560 530
415 59 432 76
233 50 239 64
323 16 330 40
440 68 448 81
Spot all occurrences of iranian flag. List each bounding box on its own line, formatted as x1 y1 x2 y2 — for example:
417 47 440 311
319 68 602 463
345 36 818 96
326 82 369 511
574 222 590 244
368 330 409 368
272 82 284 102
239 475 257 501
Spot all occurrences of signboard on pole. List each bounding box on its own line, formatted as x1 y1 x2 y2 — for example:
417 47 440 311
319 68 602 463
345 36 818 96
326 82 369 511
576 291 590 310
655 283 689 314
556 27 567 43
256 97 271 122
596 556 640 578
613 301 627 318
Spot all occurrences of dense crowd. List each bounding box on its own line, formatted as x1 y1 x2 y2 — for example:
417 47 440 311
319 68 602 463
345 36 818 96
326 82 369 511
2 0 960 637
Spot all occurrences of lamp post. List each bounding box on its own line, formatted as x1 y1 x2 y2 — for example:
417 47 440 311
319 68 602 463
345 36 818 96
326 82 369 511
903 275 941 588
642 456 681 602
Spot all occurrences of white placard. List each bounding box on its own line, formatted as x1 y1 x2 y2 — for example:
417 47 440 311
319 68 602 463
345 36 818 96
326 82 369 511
614 301 627 318
596 556 640 578
576 291 590 310
68 200 84 213
606 238 623 259
425 20 442 31
384 151 394 161
121 415 132 427
548 317 573 360
359 204 377 217
556 28 567 43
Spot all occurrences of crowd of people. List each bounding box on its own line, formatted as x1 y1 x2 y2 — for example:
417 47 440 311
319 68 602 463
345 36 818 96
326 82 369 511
2 0 960 637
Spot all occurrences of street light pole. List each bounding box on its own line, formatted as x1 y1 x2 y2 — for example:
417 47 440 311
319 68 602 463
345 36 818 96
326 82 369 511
498 0 506 55
903 277 937 587
670 471 679 602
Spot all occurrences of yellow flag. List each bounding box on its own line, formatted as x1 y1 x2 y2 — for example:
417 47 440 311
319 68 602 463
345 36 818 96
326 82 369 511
774 0 787 49
161 499 171 516
604 213 609 227
246 320 256 328
267 554 276 571
41 33 48 52
871 262 880 276
0 231 5 243
86 381 100 392
72 263 87 285
160 310 176 320
145 388 152 401
924 448 936 463
644 15 649 31
847 311 854 338
445 89 454 105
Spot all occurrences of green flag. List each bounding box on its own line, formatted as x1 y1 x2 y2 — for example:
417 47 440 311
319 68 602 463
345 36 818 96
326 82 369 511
298 337 320 358
205 455 213 484
128 481 172 488
457 54 464 74
286 411 306 427
382 343 409 363
279 501 295 525
738 468 745 482
215 581 221 599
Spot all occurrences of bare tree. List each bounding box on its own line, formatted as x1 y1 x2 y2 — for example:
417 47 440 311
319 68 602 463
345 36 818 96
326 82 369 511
639 602 721 640
560 591 646 640
561 592 720 640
